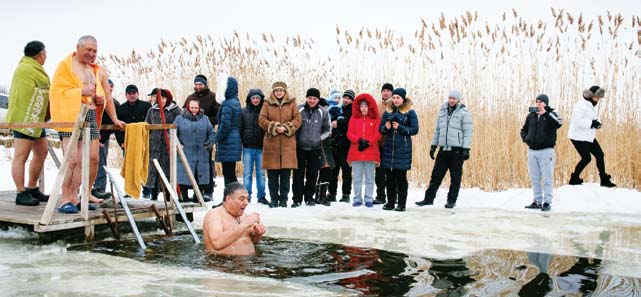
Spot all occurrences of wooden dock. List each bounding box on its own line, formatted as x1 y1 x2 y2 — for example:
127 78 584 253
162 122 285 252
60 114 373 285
0 190 206 233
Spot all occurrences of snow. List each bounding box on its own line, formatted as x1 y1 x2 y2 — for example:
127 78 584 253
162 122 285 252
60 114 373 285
2 145 641 277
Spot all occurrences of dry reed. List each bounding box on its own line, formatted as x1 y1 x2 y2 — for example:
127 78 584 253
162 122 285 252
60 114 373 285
100 8 641 190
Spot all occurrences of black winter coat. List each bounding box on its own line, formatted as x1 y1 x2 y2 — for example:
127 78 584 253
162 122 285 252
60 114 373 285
520 108 563 150
240 104 265 149
115 99 151 145
332 103 352 154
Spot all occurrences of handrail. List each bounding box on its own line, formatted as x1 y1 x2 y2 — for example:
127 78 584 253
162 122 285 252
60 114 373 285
0 122 176 130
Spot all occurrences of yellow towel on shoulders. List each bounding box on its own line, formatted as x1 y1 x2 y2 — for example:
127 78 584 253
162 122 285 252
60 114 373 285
120 122 149 198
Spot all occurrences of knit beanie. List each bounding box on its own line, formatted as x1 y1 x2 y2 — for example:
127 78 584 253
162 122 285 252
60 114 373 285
448 89 462 101
194 74 208 86
306 88 321 99
392 88 407 100
343 89 356 100
381 83 394 92
536 94 550 106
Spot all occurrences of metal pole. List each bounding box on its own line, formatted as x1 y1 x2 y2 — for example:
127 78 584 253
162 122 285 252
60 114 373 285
105 168 147 250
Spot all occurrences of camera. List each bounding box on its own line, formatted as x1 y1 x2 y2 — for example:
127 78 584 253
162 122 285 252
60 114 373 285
528 107 538 113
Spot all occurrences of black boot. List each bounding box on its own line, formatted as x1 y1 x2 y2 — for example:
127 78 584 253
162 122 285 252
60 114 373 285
179 186 190 202
316 183 330 206
269 197 279 208
444 201 456 209
327 193 337 202
569 173 583 185
279 196 288 208
16 191 39 206
600 174 616 188
27 187 49 202
395 192 407 211
339 194 350 203
383 188 396 210
415 189 435 206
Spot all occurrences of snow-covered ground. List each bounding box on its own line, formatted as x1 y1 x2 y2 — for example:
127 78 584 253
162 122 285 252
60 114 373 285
2 145 641 278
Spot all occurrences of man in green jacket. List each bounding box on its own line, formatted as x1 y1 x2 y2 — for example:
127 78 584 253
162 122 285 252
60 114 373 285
7 41 50 206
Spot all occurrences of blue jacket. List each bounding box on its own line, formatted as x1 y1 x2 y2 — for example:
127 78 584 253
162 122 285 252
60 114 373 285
175 111 215 185
379 98 419 170
215 77 242 162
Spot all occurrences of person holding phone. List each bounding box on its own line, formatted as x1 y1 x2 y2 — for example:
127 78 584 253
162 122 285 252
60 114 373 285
520 94 563 212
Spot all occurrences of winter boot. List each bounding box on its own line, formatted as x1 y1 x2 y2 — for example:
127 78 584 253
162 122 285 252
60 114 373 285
327 193 337 202
16 191 39 206
316 183 330 206
541 203 551 212
27 187 49 202
600 174 616 188
279 196 288 208
339 194 350 203
257 197 270 205
568 173 583 185
444 202 456 209
395 192 407 212
415 189 435 206
383 188 396 211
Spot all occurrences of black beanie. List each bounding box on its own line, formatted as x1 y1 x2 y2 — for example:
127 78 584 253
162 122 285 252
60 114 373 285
589 85 600 93
194 74 208 86
381 83 394 92
536 94 550 106
306 88 320 99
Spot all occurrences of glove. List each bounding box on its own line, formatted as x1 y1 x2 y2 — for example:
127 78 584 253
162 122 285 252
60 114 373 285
391 116 400 124
591 119 602 129
429 145 437 160
358 138 370 151
462 149 470 161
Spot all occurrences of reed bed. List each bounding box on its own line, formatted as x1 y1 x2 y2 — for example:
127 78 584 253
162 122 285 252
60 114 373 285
101 8 641 190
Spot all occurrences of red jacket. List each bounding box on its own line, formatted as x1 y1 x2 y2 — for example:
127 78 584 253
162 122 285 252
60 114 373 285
347 93 382 163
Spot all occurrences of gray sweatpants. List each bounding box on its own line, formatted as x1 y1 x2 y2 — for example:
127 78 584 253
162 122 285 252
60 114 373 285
527 148 555 204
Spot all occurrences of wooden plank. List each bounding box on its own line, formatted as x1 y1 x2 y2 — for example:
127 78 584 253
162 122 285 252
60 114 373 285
81 128 90 220
40 105 89 225
176 144 204 204
0 122 76 129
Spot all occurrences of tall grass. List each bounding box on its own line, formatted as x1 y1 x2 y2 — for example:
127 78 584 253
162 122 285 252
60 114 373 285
101 8 641 190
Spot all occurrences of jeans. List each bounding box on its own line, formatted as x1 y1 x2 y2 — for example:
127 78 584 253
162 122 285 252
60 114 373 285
527 148 555 204
292 149 321 203
221 162 238 185
94 141 109 191
242 148 266 199
267 169 291 207
351 161 375 204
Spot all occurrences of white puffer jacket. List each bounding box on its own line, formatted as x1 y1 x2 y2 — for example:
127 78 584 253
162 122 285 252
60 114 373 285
568 99 599 142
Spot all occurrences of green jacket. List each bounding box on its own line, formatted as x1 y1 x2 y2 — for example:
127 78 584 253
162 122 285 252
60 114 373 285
7 56 50 137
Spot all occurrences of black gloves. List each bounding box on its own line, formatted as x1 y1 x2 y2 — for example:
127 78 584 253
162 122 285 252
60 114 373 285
591 119 602 129
358 138 370 151
429 145 437 160
462 149 470 161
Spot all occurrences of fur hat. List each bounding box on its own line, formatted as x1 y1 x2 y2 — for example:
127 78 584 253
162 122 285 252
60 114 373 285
536 94 550 106
583 85 605 99
272 81 287 91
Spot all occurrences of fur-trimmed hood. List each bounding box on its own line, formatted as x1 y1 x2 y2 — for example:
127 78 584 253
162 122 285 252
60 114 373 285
387 97 413 113
352 93 379 119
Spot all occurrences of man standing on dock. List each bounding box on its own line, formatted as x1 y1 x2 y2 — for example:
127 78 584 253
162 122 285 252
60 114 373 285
50 35 124 214
7 40 51 206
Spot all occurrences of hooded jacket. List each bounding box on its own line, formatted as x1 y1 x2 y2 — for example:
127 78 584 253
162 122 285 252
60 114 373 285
567 98 599 142
347 93 382 163
520 107 563 150
431 101 473 150
184 87 220 126
175 110 215 185
215 77 242 162
240 89 266 149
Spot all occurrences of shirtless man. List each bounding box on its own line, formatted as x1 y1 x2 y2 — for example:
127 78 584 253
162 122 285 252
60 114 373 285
203 182 267 256
50 35 124 213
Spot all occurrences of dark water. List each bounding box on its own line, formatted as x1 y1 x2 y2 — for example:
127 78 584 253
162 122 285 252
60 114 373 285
66 232 638 296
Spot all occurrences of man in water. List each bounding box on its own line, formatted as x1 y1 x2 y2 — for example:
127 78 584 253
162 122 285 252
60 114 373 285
203 182 267 255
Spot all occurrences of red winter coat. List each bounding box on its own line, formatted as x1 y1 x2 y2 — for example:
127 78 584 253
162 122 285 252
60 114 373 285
347 93 382 163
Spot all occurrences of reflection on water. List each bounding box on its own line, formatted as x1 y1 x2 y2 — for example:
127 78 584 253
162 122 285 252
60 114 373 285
75 234 641 296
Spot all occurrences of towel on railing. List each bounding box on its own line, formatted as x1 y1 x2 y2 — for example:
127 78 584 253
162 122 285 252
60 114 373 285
120 122 149 198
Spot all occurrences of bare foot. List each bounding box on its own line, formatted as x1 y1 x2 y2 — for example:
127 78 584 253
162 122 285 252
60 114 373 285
89 195 104 204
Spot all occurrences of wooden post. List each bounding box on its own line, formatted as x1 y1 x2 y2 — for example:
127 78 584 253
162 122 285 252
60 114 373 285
81 127 91 220
176 145 205 204
47 141 62 169
84 224 94 240
40 105 89 225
